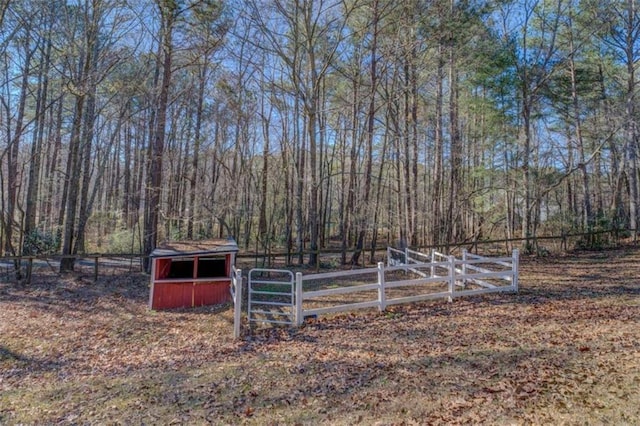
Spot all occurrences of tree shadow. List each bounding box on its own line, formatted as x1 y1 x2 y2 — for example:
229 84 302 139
0 345 65 381
0 271 150 314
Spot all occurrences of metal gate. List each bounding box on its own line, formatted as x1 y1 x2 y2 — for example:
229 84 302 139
248 268 295 326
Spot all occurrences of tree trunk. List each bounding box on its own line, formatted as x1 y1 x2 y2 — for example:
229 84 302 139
60 4 101 271
143 3 176 269
5 29 33 260
187 63 208 240
432 45 445 247
257 94 271 255
624 0 639 236
74 41 99 256
25 35 52 253
351 0 378 265
45 94 64 233
60 94 86 272
447 43 462 248
568 32 593 236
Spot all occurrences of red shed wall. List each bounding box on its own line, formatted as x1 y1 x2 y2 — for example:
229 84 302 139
152 281 193 310
193 281 231 306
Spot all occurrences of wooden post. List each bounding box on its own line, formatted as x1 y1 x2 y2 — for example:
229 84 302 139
233 268 242 339
430 249 436 278
461 249 468 288
377 262 386 312
448 255 455 302
295 272 303 326
26 257 33 286
93 256 99 282
512 249 520 292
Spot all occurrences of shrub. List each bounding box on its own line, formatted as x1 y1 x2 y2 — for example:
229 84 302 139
23 229 60 255
105 229 141 254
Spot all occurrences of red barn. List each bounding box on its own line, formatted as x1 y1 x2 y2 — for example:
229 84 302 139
148 238 239 310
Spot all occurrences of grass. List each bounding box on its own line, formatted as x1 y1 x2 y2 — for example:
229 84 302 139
1 247 640 424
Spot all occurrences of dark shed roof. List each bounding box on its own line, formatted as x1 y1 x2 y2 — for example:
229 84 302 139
150 238 239 258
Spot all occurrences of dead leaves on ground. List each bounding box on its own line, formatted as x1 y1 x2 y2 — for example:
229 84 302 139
1 247 640 424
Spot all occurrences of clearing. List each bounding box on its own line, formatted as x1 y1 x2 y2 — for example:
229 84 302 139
1 247 639 424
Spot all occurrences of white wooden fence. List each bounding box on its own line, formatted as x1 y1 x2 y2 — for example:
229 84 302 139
231 248 519 337
230 267 243 339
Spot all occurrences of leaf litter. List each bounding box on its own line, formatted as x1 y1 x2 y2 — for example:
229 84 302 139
0 247 639 424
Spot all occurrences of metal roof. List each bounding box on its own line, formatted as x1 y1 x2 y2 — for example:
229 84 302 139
150 238 239 258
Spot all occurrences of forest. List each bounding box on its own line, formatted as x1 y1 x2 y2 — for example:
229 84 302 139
0 0 638 269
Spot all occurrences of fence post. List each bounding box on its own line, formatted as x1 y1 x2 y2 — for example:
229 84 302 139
386 247 391 266
295 272 303 326
461 249 468 288
512 249 520 292
93 257 99 282
404 247 409 265
448 255 455 302
233 268 243 339
430 249 436 278
26 257 33 285
377 262 386 312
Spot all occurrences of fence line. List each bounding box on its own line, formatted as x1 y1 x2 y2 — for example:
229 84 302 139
237 248 519 335
293 248 518 326
0 227 628 282
242 227 627 264
0 255 145 285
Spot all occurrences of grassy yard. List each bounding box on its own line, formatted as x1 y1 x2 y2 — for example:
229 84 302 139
1 248 639 424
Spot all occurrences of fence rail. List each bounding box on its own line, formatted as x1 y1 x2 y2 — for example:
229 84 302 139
295 248 518 325
0 254 145 284
239 248 519 333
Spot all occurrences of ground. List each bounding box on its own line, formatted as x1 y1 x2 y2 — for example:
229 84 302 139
1 247 639 425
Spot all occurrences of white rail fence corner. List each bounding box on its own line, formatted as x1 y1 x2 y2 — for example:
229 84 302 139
231 248 519 337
